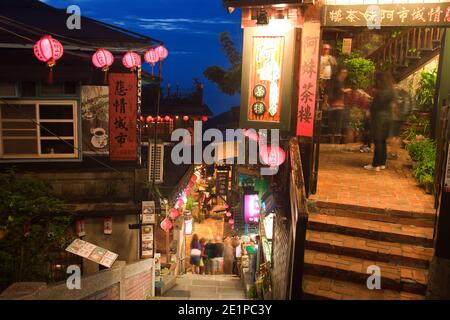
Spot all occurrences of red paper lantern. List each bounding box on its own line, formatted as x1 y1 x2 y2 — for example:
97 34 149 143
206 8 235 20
144 48 159 65
228 219 235 225
155 45 169 61
160 218 173 233
92 48 114 71
176 198 185 208
191 175 197 183
122 51 141 69
169 208 180 220
183 116 189 121
146 116 153 123
260 145 286 167
164 116 171 122
34 35 64 67
202 116 208 122
226 211 232 217
139 115 144 122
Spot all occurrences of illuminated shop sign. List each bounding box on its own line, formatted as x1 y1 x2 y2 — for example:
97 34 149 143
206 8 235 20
244 193 261 224
323 4 450 27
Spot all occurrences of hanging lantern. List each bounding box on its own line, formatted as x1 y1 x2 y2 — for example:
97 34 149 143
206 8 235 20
164 116 171 122
176 198 185 208
146 116 153 123
122 51 141 70
202 116 208 122
34 35 64 67
144 48 159 65
92 48 114 71
191 175 197 183
155 45 169 61
228 219 235 225
260 145 286 167
226 211 232 217
169 208 180 220
183 116 189 121
160 218 173 233
139 115 144 122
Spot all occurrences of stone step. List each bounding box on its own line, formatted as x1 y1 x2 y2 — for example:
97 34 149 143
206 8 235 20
312 201 435 228
306 230 433 269
303 275 425 300
308 213 434 247
304 249 428 295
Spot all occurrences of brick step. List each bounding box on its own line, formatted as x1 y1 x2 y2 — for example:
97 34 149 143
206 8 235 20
303 274 425 300
312 201 435 228
308 213 434 247
304 250 428 295
306 230 433 269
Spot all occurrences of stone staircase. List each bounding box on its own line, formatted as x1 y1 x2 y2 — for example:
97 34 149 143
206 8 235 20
303 202 435 300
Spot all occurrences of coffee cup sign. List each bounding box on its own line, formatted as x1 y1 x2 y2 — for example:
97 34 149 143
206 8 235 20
91 127 108 149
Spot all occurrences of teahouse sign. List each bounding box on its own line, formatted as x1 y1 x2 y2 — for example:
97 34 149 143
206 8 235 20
322 3 450 27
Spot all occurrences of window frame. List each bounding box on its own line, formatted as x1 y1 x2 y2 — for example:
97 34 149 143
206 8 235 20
0 99 79 160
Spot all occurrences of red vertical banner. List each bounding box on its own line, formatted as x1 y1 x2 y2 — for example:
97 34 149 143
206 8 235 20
296 21 321 137
109 73 137 160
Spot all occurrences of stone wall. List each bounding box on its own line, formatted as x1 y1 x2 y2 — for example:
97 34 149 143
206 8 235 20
0 259 155 300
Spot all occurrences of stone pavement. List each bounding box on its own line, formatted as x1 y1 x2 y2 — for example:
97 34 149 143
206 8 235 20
310 144 435 215
156 274 248 300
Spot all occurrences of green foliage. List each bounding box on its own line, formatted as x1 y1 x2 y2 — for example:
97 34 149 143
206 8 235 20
204 32 242 96
407 139 436 193
416 69 437 112
349 107 365 131
343 57 376 89
402 114 430 141
0 169 74 285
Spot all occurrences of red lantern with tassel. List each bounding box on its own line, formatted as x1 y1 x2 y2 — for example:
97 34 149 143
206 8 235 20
160 218 173 233
228 219 235 225
34 35 64 84
92 48 114 71
144 48 159 65
122 51 141 70
169 208 180 220
155 45 169 61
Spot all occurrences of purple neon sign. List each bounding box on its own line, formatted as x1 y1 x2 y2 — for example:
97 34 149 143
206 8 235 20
244 194 260 224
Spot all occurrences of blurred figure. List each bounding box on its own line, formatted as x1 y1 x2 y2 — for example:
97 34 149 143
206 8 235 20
211 236 224 275
204 237 215 275
199 238 207 275
223 237 234 274
251 235 261 283
231 235 241 275
325 67 351 144
389 87 413 159
364 72 395 172
320 43 337 87
189 234 201 274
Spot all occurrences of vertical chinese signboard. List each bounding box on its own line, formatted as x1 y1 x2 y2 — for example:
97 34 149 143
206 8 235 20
296 21 321 137
248 36 284 123
109 73 137 161
240 26 296 130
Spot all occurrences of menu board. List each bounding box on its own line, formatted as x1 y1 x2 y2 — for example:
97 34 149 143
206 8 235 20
141 225 154 259
142 201 156 224
66 239 118 268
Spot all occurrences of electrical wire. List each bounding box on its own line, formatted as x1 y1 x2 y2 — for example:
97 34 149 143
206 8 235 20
0 98 125 174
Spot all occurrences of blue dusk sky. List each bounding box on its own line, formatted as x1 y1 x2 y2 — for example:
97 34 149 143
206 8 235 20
39 0 243 115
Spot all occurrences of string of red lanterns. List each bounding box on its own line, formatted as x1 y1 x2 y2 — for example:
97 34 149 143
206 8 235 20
33 35 169 72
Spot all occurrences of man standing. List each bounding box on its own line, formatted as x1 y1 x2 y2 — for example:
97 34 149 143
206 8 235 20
211 236 224 275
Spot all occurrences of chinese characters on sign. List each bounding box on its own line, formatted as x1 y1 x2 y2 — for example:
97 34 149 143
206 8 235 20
109 73 137 161
297 21 320 137
244 194 260 224
324 4 450 27
66 239 118 268
248 36 285 123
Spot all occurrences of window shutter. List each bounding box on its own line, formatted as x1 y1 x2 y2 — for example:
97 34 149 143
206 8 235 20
148 144 164 183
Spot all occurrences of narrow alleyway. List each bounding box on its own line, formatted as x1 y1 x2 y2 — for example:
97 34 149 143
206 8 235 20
155 274 248 300
304 143 435 300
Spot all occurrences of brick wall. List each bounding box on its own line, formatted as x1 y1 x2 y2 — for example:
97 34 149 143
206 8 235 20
0 259 155 300
271 214 292 300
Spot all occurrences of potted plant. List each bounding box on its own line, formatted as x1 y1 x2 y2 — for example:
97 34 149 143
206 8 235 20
416 69 437 117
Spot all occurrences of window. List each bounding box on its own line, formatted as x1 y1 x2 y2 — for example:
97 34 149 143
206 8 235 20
0 82 18 97
41 81 78 96
148 144 164 183
0 100 79 160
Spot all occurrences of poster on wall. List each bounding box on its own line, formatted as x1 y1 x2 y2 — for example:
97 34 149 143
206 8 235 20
76 220 86 237
81 86 109 155
109 73 137 161
248 36 285 123
66 239 118 268
244 193 261 224
141 225 154 259
142 201 156 224
104 217 112 235
296 21 321 137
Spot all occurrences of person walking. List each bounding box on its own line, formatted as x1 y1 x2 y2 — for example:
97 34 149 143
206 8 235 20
364 72 395 172
211 236 224 275
199 238 207 275
223 237 234 274
325 67 351 144
204 237 215 275
189 234 202 274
